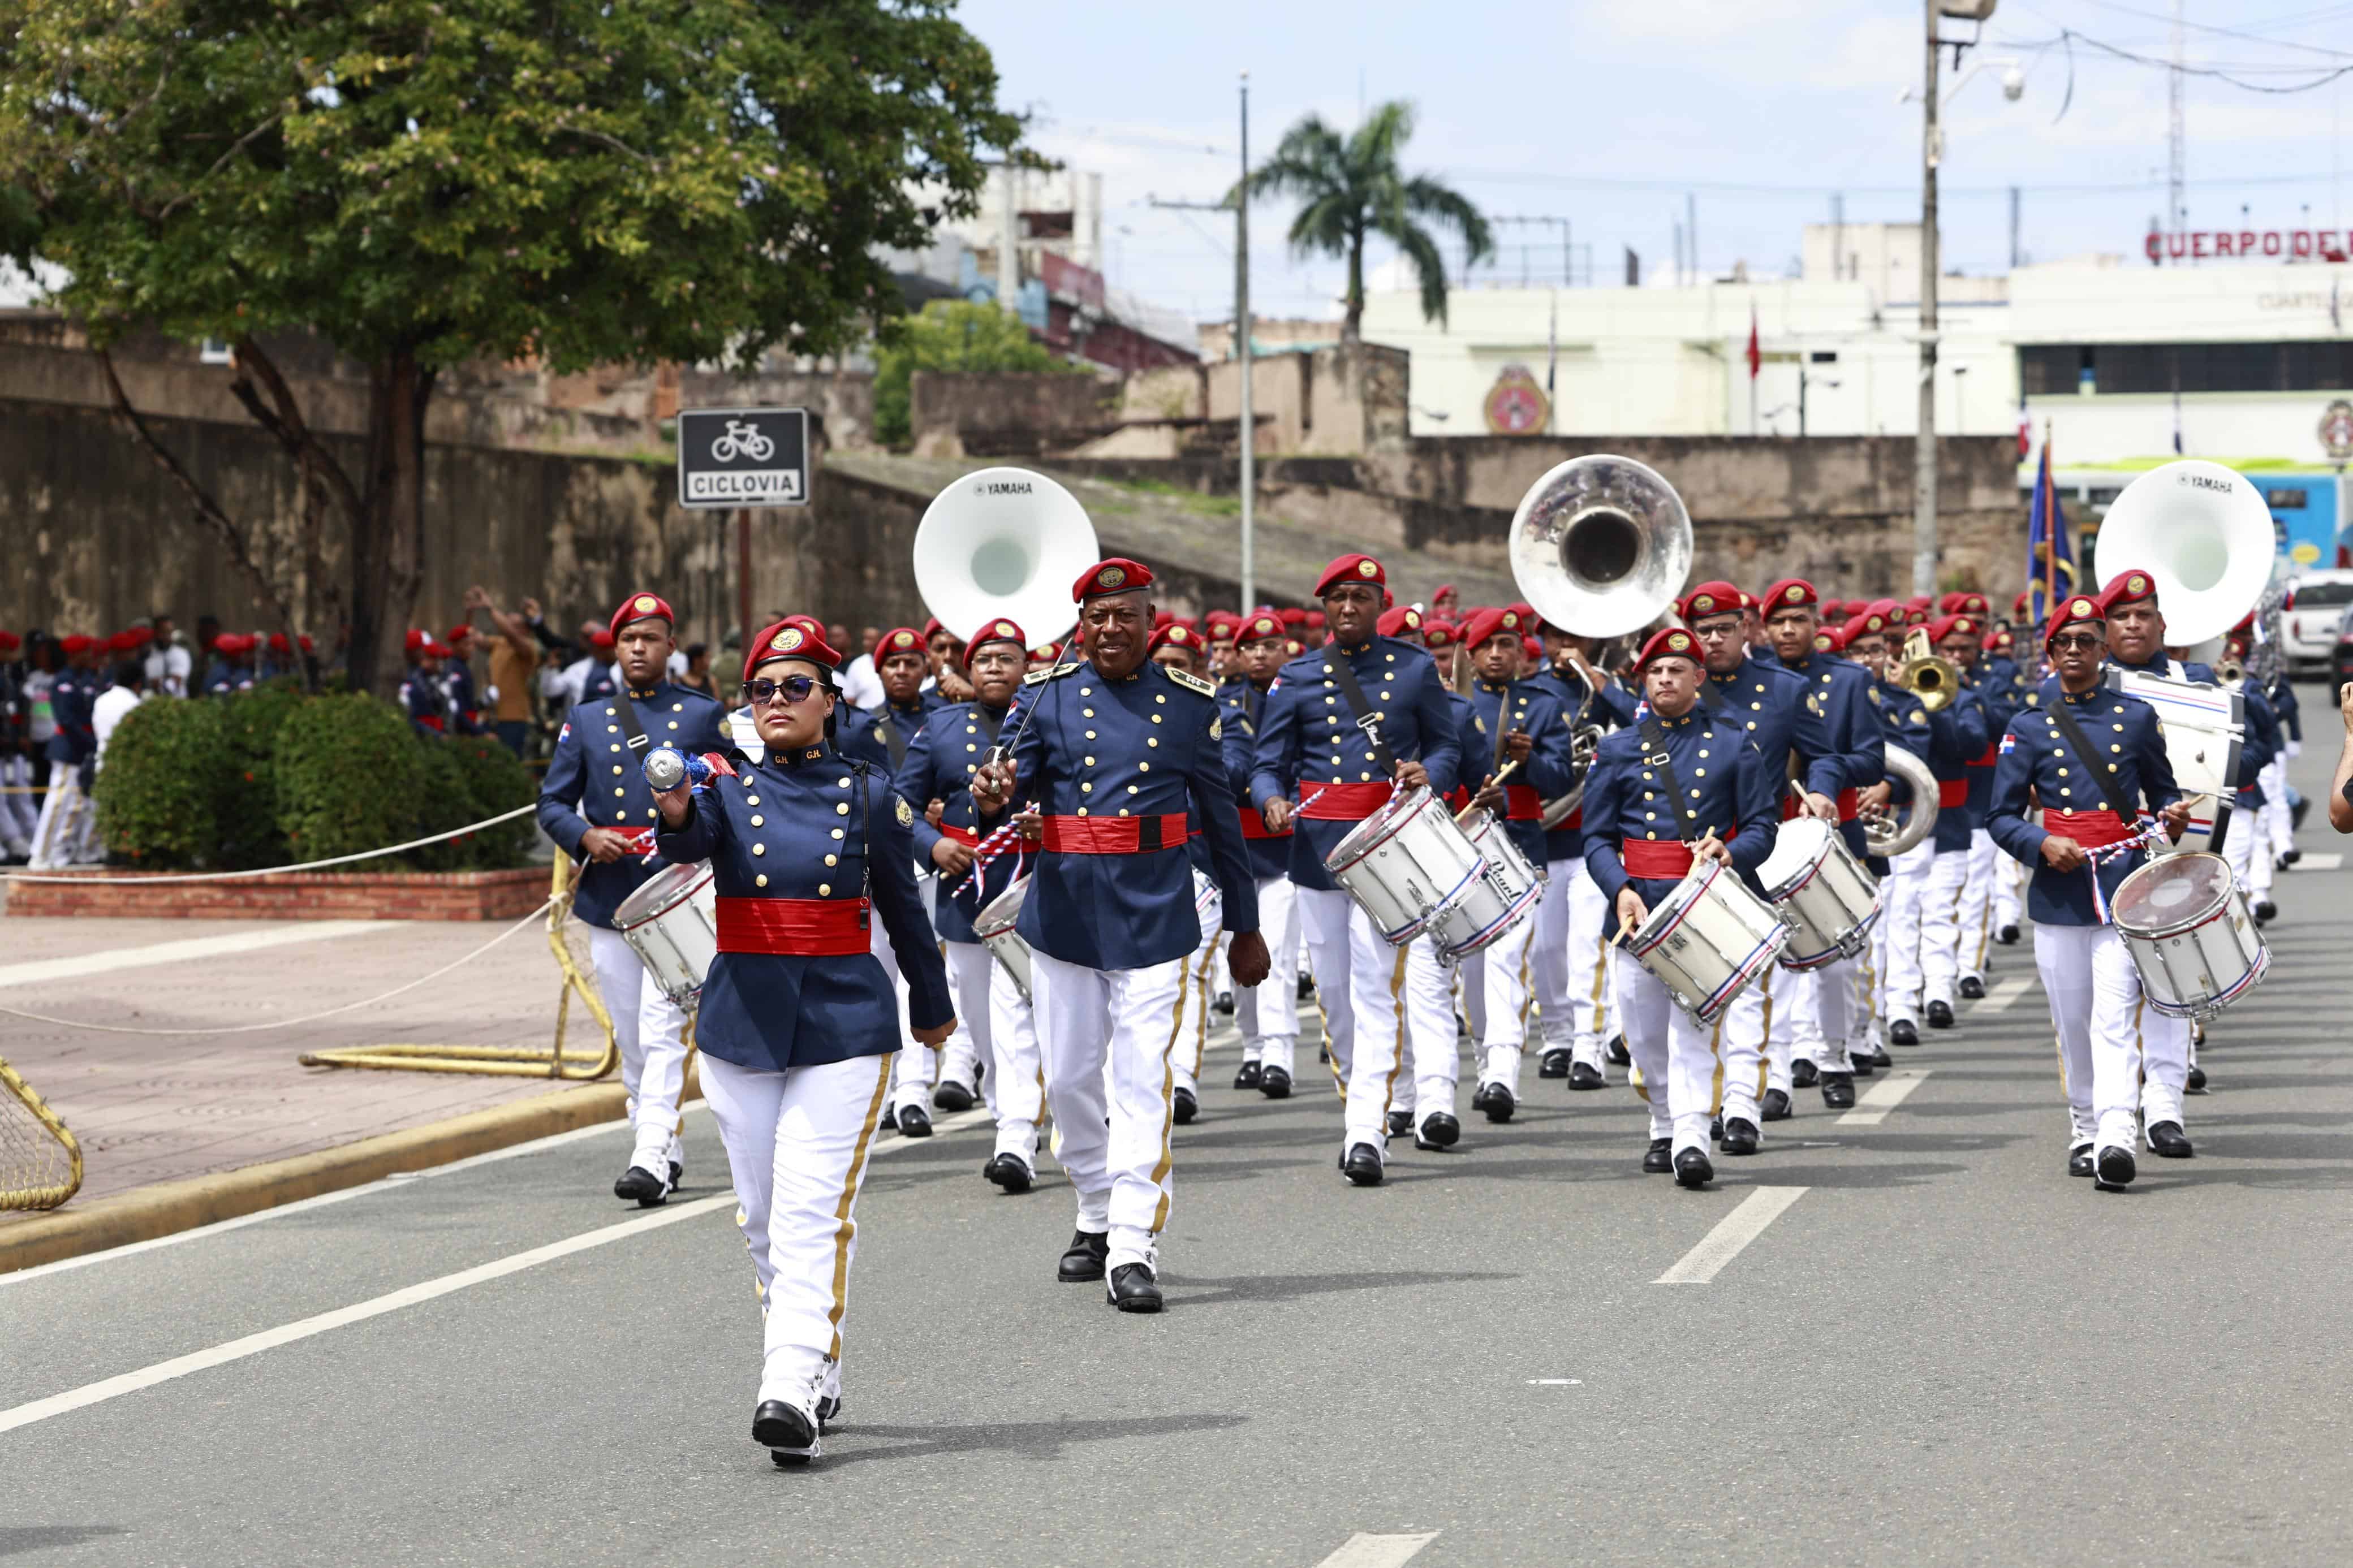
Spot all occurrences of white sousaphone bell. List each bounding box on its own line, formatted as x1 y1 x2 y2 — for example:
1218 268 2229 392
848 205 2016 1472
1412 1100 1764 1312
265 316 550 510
912 466 1102 654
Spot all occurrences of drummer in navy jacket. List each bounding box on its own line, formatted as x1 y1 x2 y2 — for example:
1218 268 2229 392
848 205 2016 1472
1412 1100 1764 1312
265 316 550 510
1987 594 2187 1191
536 591 726 1206
839 626 937 774
650 617 953 1464
896 617 1047 1190
1582 626 1779 1190
1522 622 1630 1089
1147 621 1230 1126
971 558 1268 1313
1218 611 1303 1096
1248 552 1460 1187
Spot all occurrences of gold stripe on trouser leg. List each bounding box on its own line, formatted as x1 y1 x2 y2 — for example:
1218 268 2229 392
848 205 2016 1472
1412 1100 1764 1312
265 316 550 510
1518 949 1535 1034
1587 943 1611 1034
1150 960 1190 1233
1708 1016 1726 1116
826 1052 896 1359
1755 981 1774 1102
2052 1035 2070 1095
2132 996 2145 1103
1378 946 1411 1118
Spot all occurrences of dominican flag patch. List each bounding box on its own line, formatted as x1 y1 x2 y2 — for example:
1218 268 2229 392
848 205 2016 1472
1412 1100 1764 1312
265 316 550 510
1998 732 2016 755
558 722 571 742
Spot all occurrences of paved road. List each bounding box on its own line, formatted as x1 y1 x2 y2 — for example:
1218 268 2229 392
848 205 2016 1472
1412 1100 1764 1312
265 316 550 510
6 707 2352 1566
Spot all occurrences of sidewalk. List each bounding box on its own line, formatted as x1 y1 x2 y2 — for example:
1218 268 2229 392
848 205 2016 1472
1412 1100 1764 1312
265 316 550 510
0 914 621 1229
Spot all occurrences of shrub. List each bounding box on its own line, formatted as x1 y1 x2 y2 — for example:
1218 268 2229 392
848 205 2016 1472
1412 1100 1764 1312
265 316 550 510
91 698 226 867
442 735 537 869
406 741 479 871
216 684 309 869
872 299 1087 446
274 692 426 863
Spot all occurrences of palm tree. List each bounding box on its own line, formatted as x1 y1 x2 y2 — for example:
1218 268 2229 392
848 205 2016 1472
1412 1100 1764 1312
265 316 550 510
1232 101 1493 343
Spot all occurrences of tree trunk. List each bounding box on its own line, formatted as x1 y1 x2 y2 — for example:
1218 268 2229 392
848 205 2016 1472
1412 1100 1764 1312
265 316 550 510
347 349 437 698
1344 228 1365 343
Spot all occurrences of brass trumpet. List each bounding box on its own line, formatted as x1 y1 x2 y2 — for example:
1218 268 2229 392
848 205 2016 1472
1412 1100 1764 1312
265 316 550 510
1894 628 1963 714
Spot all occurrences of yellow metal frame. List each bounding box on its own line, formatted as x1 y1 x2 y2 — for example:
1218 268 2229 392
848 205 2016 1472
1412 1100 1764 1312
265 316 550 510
0 1053 85 1212
300 857 622 1079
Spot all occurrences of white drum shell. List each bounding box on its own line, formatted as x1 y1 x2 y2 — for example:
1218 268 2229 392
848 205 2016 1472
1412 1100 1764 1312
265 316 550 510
2113 853 2269 1021
1324 788 1486 947
1430 810 1546 959
2105 669 2243 856
974 875 1035 1005
1625 861 1791 1023
1756 817 1882 970
613 861 719 1007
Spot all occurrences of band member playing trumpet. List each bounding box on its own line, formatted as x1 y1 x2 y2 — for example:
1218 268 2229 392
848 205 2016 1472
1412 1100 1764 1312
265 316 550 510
1249 554 1461 1187
650 619 954 1464
1219 613 1303 1095
1904 615 1991 1039
1584 628 1779 1187
1988 597 2188 1189
1525 624 1631 1090
971 558 1268 1312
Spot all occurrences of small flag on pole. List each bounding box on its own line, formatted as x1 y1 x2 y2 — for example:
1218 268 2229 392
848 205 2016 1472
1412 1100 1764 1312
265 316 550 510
1745 305 1761 381
2026 424 2072 628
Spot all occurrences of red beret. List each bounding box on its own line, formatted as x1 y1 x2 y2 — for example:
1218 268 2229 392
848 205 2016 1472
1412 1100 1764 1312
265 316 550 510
1922 614 1961 644
2099 568 2159 615
59 634 93 654
2045 595 2106 647
268 632 291 654
1421 619 1459 650
1521 634 1543 663
423 640 453 658
589 629 615 650
920 617 944 641
1988 629 2015 654
1937 591 1966 613
1148 623 1205 656
405 628 429 652
1864 598 1901 623
1375 605 1423 638
1433 583 1458 599
1759 579 1818 617
1230 612 1283 645
1905 594 1933 611
130 625 155 646
963 617 1028 667
1634 626 1703 672
447 624 473 643
298 635 314 653
609 591 674 641
743 616 842 685
873 627 926 659
1277 607 1308 627
1842 611 1889 642
1459 605 1531 648
1813 625 1846 654
1074 558 1154 602
1820 598 1846 620
1953 592 1989 615
1313 554 1386 597
1679 582 1744 621
2013 590 2033 618
1507 601 1537 623
0 630 18 652
1032 640 1063 663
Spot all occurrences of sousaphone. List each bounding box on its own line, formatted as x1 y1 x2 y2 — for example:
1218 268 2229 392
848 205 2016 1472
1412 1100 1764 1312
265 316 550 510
913 466 1101 650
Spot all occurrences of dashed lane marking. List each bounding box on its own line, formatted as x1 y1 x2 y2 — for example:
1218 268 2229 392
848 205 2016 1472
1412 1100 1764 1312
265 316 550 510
0 921 396 991
1653 1186 1808 1285
1838 1068 1933 1127
1975 976 2035 1013
2294 852 2343 871
1315 1533 1440 1567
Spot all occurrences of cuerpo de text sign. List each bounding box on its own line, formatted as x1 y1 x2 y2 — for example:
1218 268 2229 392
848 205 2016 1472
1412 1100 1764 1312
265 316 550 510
2145 228 2352 264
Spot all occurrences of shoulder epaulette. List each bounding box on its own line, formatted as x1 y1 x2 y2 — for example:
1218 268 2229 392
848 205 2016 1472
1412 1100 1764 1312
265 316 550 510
1023 664 1072 686
1163 666 1218 698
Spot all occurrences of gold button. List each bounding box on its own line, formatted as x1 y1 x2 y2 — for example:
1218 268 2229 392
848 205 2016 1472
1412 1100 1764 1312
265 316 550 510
1127 785 1139 794
967 744 977 752
1077 807 1089 817
1156 694 1166 704
1646 811 1656 820
751 814 764 827
617 810 630 820
613 788 624 798
1082 782 1093 792
753 843 766 856
1646 831 1657 840
1148 738 1159 748
673 703 683 712
836 801 853 815
755 874 768 888
825 853 838 866
819 883 831 896
609 744 620 754
1081 687 1093 696
1699 750 1709 758
612 765 623 775
1084 755 1096 766
838 776 851 788
1119 807 1131 816
830 828 843 839
1083 708 1096 718
1361 772 1372 781
667 722 678 731
1085 730 1097 740
1139 762 1149 772
747 796 760 806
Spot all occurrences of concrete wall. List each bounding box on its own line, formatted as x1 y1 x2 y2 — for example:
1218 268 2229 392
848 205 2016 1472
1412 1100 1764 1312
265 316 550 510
907 370 1118 457
1201 343 1410 456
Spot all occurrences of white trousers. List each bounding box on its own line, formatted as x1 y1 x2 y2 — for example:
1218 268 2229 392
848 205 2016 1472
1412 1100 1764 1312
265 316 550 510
1030 949 1186 1271
1297 886 1415 1157
700 1050 892 1407
1397 937 1460 1124
2032 923 2162 1152
1992 852 2025 935
27 760 94 869
1919 844 1973 1010
1614 947 1721 1157
1790 954 1859 1072
1461 915 1536 1099
2223 797 2276 900
869 923 934 1116
986 961 1044 1164
1956 828 1999 984
1877 841 1936 1026
0 753 39 845
1174 882 1224 1097
1718 962 1782 1127
1534 859 1615 1070
2262 749 2296 860
585 925 691 1174
938 940 993 1098
1235 875 1301 1069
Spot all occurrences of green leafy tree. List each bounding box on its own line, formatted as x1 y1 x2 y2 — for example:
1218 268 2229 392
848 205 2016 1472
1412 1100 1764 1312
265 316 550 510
0 0 1021 695
872 299 1080 446
1233 101 1492 343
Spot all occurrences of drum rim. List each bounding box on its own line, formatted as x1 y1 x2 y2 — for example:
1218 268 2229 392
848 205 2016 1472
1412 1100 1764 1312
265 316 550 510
973 871 1031 933
1434 880 1545 958
2144 942 2269 1018
1367 862 1485 944
2111 853 2234 939
611 860 715 931
1325 785 1440 875
1627 861 1720 956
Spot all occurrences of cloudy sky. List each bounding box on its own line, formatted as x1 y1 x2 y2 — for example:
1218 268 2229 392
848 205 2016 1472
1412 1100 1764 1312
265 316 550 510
955 0 2353 328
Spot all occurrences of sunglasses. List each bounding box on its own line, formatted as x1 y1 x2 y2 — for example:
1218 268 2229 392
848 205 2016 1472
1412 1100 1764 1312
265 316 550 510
2050 633 2104 652
745 675 823 706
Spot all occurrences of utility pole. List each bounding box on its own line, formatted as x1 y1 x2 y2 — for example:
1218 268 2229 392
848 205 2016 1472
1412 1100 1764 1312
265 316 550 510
998 163 1019 317
2169 0 2187 230
1686 192 1699 284
1238 71 1255 613
1914 0 1942 599
2008 184 2021 269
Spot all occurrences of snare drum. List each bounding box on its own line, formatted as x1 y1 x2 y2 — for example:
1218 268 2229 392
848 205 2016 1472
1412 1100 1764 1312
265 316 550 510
2113 852 2269 1021
1324 786 1486 947
974 875 1035 1004
1430 809 1546 959
1755 817 1882 970
613 861 719 1007
1623 860 1791 1024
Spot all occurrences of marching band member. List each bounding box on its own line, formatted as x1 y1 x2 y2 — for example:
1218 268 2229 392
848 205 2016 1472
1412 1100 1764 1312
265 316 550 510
1249 554 1460 1187
971 558 1267 1311
1148 621 1225 1124
650 619 954 1463
1940 601 2011 1000
536 593 727 1206
1759 580 1886 1112
895 617 1044 1189
1982 625 2031 948
1527 623 1628 1089
2217 615 2286 926
1583 627 1778 1188
1875 618 1985 1046
1988 595 2187 1189
1219 612 1302 1095
1911 614 1993 1034
1848 607 1924 1072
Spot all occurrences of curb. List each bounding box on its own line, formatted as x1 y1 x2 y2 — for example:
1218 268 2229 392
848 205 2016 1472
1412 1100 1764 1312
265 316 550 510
0 1079 675 1276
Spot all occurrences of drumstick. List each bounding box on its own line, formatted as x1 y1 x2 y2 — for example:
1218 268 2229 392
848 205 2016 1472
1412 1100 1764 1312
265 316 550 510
1453 757 1523 825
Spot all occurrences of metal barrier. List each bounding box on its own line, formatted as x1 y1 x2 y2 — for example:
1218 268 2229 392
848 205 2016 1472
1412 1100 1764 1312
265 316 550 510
0 1054 83 1212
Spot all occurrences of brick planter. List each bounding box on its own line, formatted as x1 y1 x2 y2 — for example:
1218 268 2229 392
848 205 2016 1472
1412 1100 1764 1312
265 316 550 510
3 867 550 922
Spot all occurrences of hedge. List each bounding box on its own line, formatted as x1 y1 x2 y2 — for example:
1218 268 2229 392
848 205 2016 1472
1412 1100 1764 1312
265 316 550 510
93 698 225 867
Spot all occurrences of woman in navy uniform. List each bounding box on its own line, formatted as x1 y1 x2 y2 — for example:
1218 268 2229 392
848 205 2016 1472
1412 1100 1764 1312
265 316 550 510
1987 595 2187 1189
652 619 953 1464
536 592 727 1204
1581 627 1780 1189
971 557 1267 1313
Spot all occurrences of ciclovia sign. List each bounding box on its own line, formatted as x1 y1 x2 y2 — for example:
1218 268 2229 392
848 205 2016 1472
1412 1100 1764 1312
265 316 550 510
676 407 811 508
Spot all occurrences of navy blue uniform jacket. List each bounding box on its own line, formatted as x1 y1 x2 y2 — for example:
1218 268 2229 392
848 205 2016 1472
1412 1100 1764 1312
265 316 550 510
1580 705 1779 911
895 697 1013 944
1218 677 1294 881
537 681 727 927
1987 685 2179 926
1458 677 1577 865
656 743 952 1070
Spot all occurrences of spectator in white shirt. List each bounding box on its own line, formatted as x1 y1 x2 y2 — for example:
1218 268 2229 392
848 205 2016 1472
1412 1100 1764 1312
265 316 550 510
92 661 146 767
837 624 886 711
142 616 192 697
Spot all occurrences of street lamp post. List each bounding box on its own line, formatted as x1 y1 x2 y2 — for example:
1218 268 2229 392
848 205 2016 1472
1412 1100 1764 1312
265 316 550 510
1913 0 1942 599
1238 72 1254 614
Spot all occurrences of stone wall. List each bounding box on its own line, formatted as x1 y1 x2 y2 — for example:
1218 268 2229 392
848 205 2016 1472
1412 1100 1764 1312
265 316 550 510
907 370 1119 457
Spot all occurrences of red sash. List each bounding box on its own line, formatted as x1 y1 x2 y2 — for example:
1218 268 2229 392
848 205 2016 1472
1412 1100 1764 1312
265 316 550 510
717 897 870 956
1621 839 1696 879
1039 813 1188 854
2043 809 2136 849
1966 741 1998 768
1503 783 1541 822
1241 811 1292 840
1937 778 1970 808
1780 787 1861 823
940 823 979 847
1300 781 1394 821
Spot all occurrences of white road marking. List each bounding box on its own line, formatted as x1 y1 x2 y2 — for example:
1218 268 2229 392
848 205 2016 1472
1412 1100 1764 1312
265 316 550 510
1314 1534 1440 1568
0 1107 996 1432
2294 852 2343 871
1525 1379 1582 1386
1975 976 2034 1013
1653 1186 1808 1285
1839 1068 1933 1127
0 921 396 991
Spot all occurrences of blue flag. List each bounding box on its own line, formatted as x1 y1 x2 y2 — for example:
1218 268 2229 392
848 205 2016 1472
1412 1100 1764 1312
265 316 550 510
2026 432 2072 629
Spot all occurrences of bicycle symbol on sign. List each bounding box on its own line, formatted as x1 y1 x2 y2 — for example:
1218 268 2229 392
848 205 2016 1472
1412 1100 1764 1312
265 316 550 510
709 419 774 463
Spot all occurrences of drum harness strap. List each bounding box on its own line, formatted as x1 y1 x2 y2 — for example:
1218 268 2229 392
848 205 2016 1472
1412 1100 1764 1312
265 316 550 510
1636 714 1707 843
1321 643 1402 779
2044 697 2162 919
593 688 662 868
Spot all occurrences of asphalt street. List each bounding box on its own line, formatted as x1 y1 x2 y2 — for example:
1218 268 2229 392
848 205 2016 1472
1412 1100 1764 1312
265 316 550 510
6 699 2353 1567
